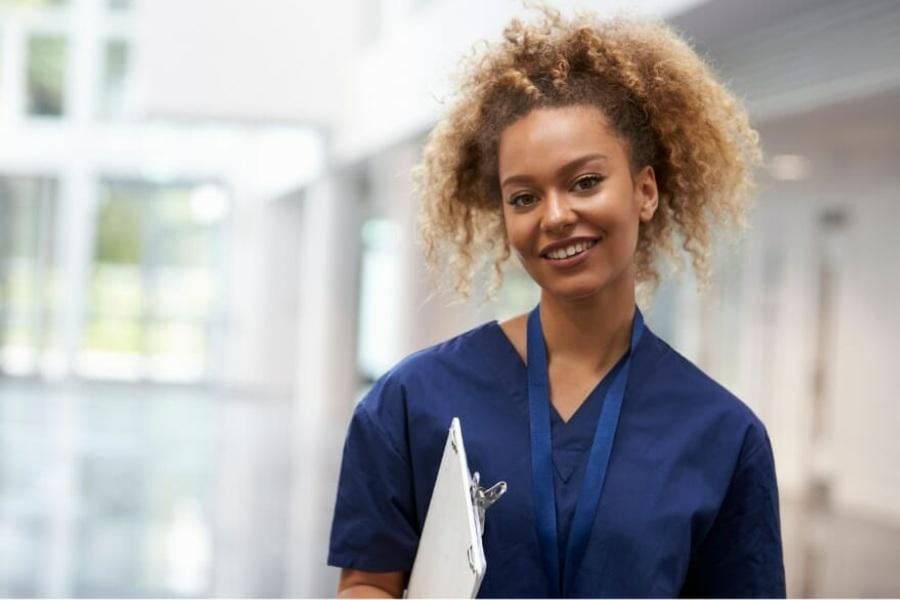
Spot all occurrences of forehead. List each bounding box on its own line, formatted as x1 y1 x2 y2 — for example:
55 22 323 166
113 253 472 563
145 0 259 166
497 105 627 176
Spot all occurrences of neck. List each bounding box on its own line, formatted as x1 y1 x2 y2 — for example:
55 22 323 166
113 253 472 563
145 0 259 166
539 266 636 374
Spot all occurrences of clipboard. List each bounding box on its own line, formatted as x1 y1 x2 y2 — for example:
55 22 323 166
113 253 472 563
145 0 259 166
406 418 507 599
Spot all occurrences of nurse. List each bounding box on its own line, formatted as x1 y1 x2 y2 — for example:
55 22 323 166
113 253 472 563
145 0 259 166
329 8 785 599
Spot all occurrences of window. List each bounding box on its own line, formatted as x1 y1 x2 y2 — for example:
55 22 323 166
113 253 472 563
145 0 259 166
107 0 131 11
82 181 229 382
0 30 4 118
99 39 129 119
0 176 61 376
26 34 66 117
0 0 68 8
356 217 401 381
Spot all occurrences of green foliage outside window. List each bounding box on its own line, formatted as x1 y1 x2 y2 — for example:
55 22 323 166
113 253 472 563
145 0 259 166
85 183 225 362
26 35 66 117
0 0 68 8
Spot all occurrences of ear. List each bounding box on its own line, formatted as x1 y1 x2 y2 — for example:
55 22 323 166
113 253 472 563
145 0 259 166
635 165 659 223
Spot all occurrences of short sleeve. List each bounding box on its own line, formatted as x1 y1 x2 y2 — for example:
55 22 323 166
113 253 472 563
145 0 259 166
679 424 787 598
327 378 420 573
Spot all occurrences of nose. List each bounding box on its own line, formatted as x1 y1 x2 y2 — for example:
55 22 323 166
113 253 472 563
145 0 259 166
541 190 577 235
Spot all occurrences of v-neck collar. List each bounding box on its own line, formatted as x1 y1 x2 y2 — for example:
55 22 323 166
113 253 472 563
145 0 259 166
486 318 638 422
483 320 530 417
549 351 628 426
547 354 627 483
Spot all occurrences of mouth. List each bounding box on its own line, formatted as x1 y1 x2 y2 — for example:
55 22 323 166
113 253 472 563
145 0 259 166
541 238 599 261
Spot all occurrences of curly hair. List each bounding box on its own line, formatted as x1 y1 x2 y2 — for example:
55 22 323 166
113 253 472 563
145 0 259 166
414 6 763 299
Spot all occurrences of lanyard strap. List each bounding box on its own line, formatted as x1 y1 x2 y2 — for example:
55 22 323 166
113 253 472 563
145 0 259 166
527 304 644 596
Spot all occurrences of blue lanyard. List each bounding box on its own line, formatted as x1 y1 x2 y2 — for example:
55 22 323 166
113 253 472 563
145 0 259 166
527 304 644 596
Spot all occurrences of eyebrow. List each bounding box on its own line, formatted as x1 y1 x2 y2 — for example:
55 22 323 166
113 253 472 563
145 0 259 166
500 153 609 189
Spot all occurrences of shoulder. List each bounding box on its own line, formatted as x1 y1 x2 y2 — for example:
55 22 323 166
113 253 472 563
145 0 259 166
355 319 504 419
389 319 503 383
641 328 771 454
497 312 528 362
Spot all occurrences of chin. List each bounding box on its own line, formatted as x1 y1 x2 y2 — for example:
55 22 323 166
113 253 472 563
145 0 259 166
538 276 611 302
532 263 633 302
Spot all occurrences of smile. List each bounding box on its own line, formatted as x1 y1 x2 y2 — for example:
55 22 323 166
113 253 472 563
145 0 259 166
543 239 598 261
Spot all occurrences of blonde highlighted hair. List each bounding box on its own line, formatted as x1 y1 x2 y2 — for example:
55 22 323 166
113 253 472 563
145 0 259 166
414 7 762 298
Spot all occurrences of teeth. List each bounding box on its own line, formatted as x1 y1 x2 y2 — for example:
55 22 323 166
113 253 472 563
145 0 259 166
547 240 595 260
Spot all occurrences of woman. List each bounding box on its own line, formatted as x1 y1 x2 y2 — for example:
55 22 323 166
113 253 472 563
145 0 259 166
328 8 785 598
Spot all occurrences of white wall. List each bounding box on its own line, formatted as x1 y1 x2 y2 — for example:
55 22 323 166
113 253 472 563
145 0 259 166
135 0 361 127
735 91 900 522
828 177 900 520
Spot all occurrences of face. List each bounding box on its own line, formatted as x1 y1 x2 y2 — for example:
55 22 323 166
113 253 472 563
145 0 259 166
497 105 658 302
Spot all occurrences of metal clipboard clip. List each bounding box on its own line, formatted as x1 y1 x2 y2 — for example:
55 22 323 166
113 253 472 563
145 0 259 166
448 426 507 539
470 471 507 538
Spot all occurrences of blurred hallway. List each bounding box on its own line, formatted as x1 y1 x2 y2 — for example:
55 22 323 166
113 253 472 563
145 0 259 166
1 0 899 597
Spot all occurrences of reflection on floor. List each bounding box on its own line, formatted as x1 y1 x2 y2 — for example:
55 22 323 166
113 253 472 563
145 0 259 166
0 379 293 598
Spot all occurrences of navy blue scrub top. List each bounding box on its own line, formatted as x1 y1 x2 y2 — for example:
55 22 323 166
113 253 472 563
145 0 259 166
328 309 786 598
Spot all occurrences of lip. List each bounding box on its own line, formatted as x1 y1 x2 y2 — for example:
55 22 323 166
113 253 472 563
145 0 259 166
539 236 600 257
540 237 599 269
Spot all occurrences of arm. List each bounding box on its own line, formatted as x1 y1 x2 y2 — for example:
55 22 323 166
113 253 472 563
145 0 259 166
679 425 786 598
328 382 420 594
337 569 406 598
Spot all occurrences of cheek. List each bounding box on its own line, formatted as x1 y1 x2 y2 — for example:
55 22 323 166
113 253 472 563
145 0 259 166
595 189 641 235
610 215 643 259
502 213 528 253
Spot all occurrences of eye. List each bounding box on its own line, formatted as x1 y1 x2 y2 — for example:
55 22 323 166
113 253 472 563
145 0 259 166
508 192 538 208
572 174 603 192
